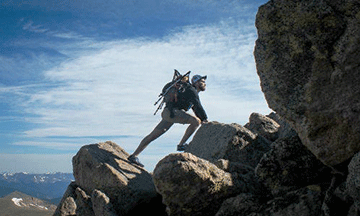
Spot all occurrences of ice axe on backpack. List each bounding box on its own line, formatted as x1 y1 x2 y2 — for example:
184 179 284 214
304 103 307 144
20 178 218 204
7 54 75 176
153 70 191 115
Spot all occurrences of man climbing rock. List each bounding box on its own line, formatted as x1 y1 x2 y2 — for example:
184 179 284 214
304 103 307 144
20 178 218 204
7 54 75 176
128 74 208 167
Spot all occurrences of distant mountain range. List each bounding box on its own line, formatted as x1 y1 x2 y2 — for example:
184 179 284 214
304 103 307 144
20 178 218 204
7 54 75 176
0 191 57 216
0 172 74 204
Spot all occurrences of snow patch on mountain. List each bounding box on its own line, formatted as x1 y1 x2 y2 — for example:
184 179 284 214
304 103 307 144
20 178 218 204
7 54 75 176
11 197 23 207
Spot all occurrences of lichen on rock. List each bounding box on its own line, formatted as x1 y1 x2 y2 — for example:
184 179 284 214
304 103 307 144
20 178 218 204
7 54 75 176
254 0 360 166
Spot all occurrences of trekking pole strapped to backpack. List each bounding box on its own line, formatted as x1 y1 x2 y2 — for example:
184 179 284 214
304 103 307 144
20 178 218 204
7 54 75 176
153 70 191 115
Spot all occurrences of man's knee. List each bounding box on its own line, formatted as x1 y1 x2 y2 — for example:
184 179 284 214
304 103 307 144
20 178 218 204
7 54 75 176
190 117 201 127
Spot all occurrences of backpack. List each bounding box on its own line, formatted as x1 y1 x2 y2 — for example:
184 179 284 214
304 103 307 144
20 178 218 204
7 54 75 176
154 70 191 115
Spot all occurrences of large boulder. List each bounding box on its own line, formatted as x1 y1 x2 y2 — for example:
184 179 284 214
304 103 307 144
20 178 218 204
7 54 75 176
71 141 162 215
244 112 280 142
216 187 324 216
186 121 271 168
153 153 242 216
254 0 360 166
255 133 331 195
264 186 324 216
215 193 261 216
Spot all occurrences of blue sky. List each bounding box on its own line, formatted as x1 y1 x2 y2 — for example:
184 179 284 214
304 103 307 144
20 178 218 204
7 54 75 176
0 0 270 173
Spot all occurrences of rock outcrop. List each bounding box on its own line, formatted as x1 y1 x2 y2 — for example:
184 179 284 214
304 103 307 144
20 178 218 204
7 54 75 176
152 153 239 216
215 193 262 216
55 112 360 216
216 186 324 216
255 133 331 196
254 0 360 166
244 112 280 142
54 141 166 216
186 121 271 168
72 141 158 215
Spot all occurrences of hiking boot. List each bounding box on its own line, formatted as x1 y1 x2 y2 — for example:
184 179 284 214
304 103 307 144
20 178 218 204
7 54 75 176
177 143 189 151
128 155 144 168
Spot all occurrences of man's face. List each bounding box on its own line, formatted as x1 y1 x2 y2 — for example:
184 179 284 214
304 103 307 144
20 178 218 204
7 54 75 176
196 79 206 91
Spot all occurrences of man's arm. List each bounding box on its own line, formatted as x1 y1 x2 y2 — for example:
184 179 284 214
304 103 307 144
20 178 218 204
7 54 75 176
189 89 208 122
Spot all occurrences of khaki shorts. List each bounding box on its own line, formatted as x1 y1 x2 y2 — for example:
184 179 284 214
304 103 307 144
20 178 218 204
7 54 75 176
155 108 195 131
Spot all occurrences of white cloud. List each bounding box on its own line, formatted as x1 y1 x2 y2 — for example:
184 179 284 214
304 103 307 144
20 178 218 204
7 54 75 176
11 19 270 166
22 20 49 33
13 141 82 150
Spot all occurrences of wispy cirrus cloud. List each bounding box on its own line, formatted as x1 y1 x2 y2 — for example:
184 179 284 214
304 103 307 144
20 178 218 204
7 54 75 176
22 20 49 33
15 20 269 143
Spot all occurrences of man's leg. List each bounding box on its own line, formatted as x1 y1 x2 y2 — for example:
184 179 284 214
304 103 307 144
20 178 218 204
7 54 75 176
164 109 201 148
178 115 201 146
128 119 172 167
132 122 172 157
133 128 166 157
